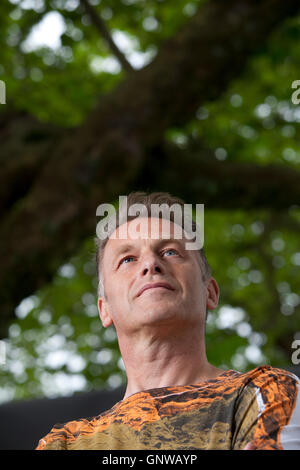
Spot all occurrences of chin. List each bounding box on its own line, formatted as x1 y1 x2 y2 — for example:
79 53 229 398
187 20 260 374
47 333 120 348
140 306 180 324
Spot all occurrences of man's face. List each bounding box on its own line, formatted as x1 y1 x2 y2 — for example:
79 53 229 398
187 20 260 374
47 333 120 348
98 217 218 336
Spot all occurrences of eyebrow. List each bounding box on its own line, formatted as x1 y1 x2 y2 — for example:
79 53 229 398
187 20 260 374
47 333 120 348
112 239 185 266
113 243 136 261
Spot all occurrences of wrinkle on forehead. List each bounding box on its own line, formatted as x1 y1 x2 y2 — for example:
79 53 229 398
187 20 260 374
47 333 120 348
105 218 189 264
110 217 188 243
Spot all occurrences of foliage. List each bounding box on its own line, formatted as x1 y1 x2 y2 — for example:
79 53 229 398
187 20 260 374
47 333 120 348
1 207 299 403
0 0 299 404
1 0 206 125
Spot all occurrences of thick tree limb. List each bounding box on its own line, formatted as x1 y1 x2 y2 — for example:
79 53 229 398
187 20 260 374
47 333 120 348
148 141 300 209
1 0 300 338
0 111 66 212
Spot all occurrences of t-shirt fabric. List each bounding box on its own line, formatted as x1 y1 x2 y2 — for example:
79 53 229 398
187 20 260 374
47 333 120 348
35 365 300 450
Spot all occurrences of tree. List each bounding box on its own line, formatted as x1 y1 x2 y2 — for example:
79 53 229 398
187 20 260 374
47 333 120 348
0 0 300 402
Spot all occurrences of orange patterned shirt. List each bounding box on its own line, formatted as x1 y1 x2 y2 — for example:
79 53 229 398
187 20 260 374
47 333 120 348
36 365 300 450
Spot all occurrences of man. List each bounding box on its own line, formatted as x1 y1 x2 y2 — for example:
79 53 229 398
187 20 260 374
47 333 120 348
36 191 300 450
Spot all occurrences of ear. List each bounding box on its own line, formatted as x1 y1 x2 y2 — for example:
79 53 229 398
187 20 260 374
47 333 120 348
205 277 219 311
98 297 113 328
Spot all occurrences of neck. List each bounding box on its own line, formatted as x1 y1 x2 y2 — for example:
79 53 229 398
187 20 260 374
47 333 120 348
118 325 223 399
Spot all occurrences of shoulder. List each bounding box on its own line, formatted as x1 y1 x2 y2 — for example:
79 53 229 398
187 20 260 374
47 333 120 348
233 365 300 423
240 364 299 386
35 418 86 450
35 408 114 450
236 365 300 405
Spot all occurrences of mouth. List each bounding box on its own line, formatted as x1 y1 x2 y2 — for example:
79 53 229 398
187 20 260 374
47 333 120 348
137 282 175 297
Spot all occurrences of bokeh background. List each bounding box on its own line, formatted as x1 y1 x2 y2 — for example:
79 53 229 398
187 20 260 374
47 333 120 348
0 0 300 449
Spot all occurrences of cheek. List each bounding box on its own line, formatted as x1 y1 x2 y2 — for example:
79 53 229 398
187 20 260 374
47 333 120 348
182 266 205 301
106 277 130 308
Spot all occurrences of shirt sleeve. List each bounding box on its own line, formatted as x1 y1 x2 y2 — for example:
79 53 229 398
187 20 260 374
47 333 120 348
232 367 300 450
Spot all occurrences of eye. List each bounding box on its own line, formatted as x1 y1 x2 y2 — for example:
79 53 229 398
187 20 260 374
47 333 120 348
120 255 135 265
163 248 178 257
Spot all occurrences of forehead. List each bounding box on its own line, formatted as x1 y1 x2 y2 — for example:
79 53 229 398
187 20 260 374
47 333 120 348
105 217 187 253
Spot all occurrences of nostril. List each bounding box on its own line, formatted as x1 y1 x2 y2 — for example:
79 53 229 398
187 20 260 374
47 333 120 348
142 263 162 276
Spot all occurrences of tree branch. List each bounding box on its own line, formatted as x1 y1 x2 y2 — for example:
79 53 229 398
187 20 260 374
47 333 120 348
1 0 300 338
0 110 66 212
144 140 300 209
80 0 134 73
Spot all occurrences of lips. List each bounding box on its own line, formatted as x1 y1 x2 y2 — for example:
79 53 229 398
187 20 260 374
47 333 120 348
137 282 174 297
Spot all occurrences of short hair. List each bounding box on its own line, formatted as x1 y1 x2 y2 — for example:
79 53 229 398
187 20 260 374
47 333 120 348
95 191 211 298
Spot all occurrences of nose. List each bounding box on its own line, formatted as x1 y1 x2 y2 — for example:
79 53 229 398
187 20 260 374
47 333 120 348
140 252 164 277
